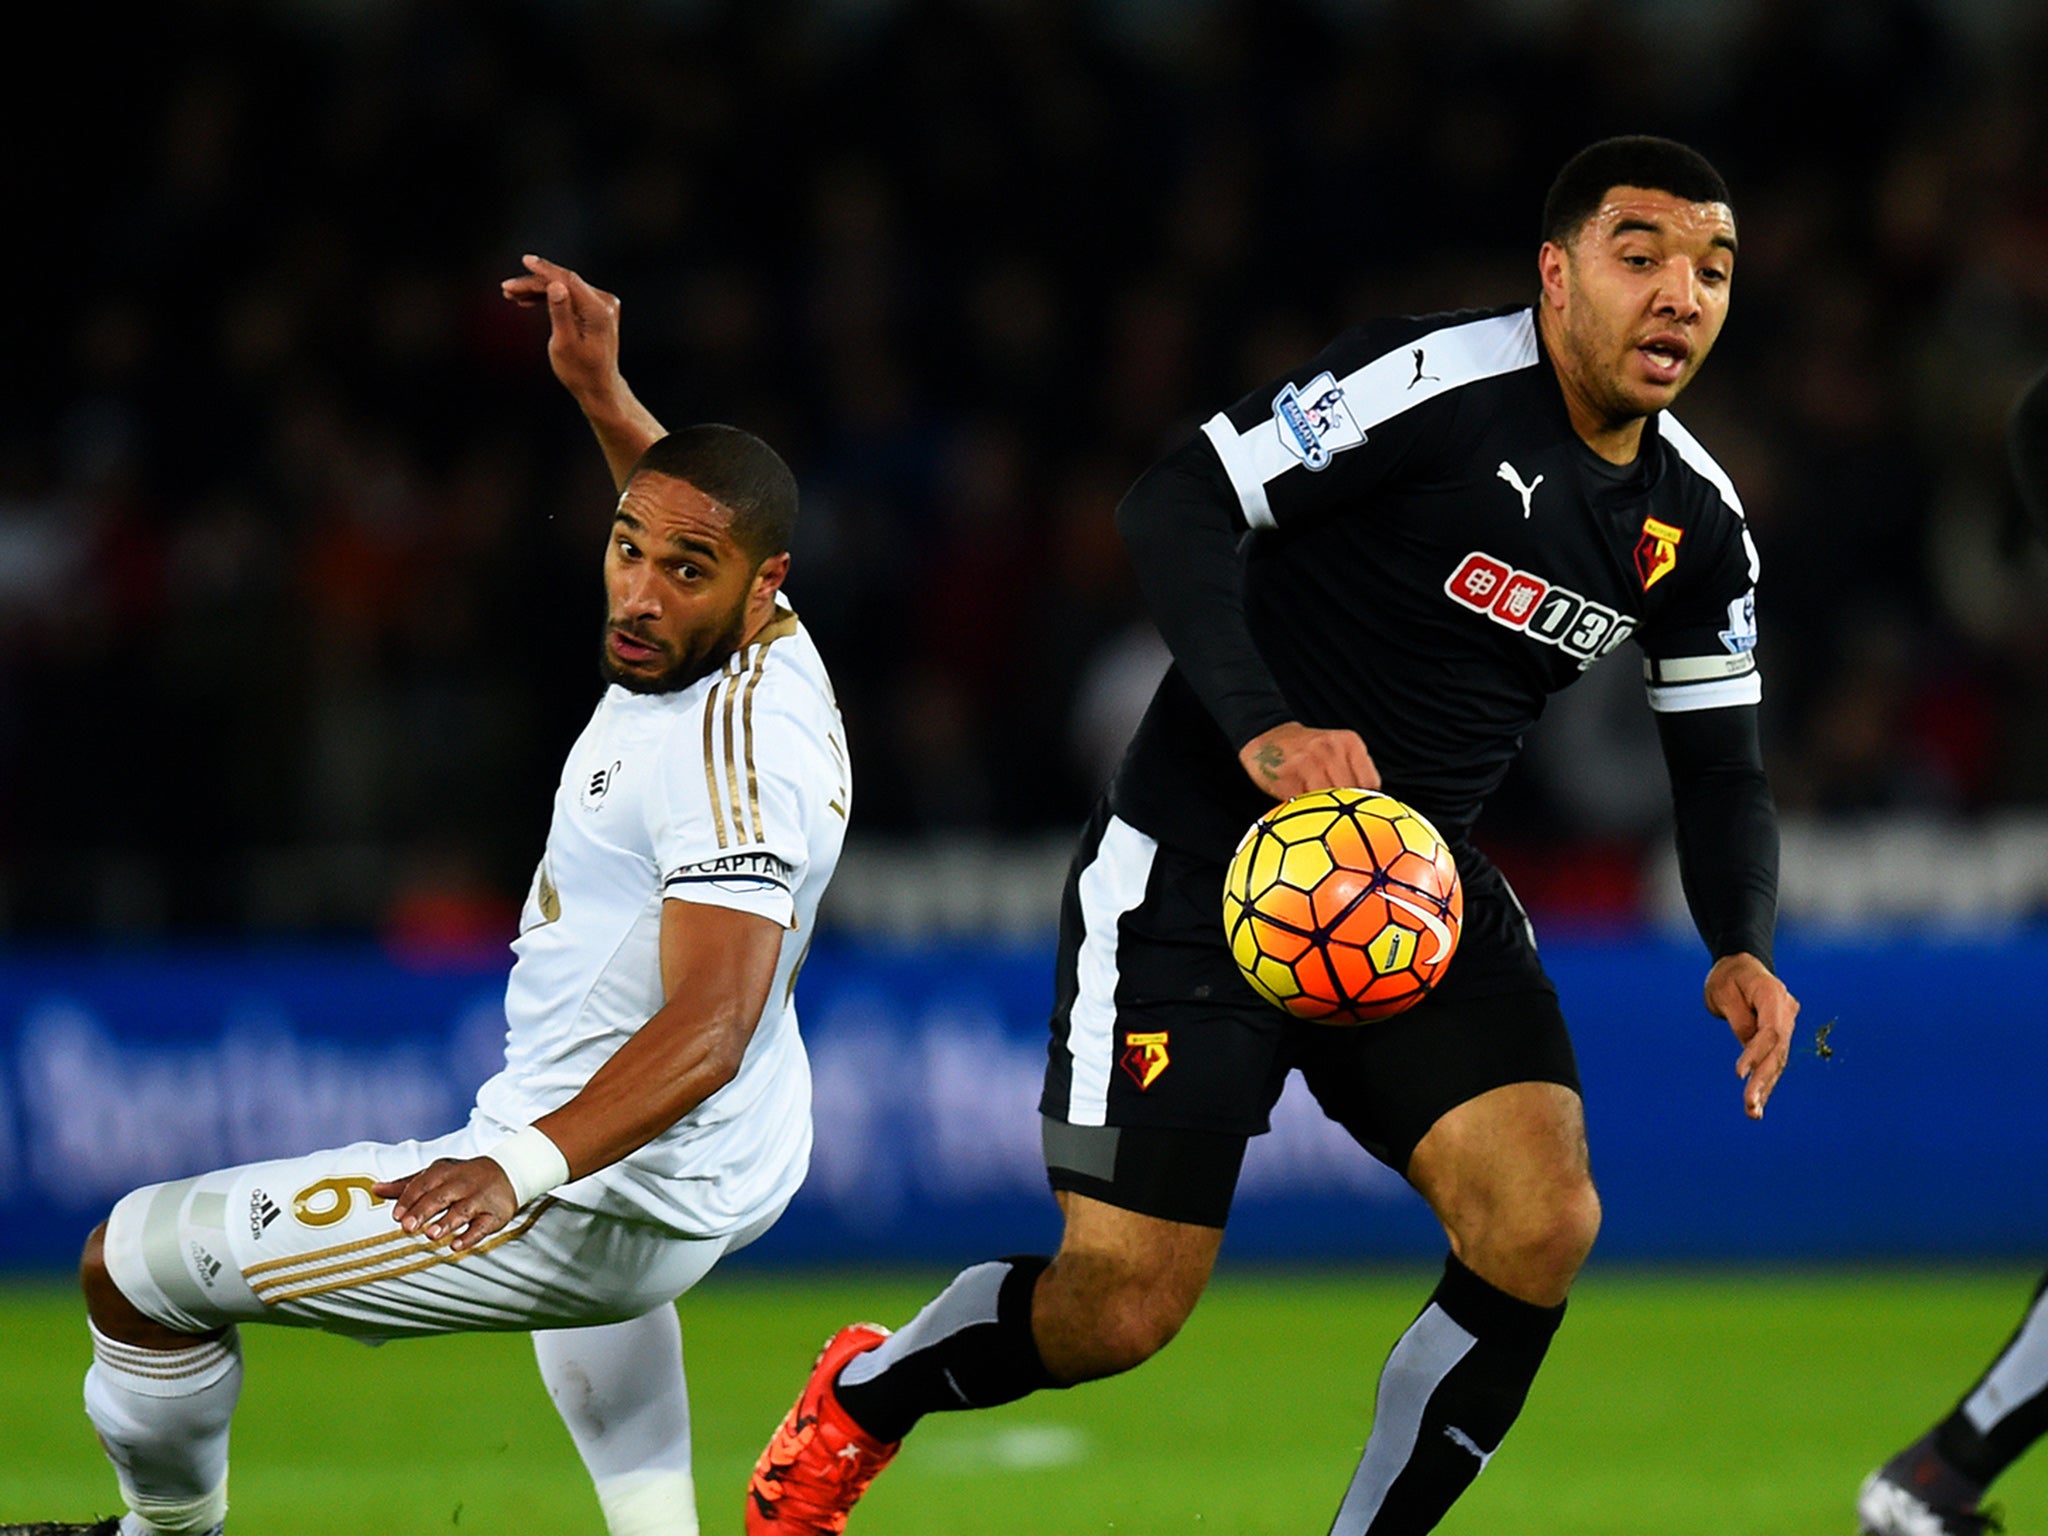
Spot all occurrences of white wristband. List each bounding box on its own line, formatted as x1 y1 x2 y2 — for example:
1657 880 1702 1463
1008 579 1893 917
487 1125 571 1209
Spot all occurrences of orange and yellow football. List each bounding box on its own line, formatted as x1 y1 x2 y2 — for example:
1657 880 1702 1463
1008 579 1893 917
1223 787 1463 1023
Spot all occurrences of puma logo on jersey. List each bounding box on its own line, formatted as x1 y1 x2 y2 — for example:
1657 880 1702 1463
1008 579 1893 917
1445 551 1637 670
1496 461 1544 517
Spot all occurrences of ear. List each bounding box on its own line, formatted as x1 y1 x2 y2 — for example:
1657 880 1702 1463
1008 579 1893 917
752 551 791 600
1537 239 1571 313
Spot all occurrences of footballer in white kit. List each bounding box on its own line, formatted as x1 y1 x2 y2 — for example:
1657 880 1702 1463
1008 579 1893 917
49 260 844 1536
100 596 846 1339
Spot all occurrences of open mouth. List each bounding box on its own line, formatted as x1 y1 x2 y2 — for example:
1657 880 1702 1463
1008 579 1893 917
609 628 662 665
1637 335 1692 385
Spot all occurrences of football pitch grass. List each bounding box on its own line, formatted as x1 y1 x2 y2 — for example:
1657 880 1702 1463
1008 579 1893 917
5 1265 2046 1535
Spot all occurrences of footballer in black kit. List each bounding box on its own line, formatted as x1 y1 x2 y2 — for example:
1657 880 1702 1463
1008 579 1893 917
747 135 1801 1536
1042 298 1772 1205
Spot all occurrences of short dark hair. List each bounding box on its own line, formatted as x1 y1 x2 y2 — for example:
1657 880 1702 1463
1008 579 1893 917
627 424 798 563
1541 136 1732 247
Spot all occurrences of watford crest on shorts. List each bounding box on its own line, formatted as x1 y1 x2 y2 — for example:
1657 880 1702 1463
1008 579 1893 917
1634 517 1684 590
1121 1031 1171 1090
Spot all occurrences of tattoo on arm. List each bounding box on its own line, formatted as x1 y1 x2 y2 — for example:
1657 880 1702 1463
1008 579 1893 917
1254 744 1284 781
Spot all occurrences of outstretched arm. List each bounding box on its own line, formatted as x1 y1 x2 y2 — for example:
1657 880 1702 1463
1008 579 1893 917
1656 704 1798 1119
502 253 667 491
374 899 783 1248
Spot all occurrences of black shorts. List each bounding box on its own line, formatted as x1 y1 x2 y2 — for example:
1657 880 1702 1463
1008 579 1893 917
1038 798 1580 1227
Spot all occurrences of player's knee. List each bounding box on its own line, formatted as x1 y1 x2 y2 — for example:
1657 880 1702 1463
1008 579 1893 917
79 1220 128 1325
80 1216 206 1347
80 1222 112 1300
1502 1177 1602 1287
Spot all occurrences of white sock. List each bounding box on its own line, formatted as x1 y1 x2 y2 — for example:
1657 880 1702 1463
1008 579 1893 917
594 1468 698 1536
83 1322 239 1535
534 1306 698 1536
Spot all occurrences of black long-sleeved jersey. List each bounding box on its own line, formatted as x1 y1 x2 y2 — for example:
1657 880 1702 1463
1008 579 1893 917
1110 304 1777 965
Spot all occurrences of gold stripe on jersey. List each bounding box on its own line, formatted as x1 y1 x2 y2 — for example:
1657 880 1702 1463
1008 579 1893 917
697 608 801 851
249 1200 555 1307
702 669 731 849
720 653 748 839
752 608 800 647
742 644 771 842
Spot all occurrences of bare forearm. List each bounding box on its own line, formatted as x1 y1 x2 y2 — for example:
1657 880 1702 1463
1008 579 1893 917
533 1011 746 1180
582 383 667 492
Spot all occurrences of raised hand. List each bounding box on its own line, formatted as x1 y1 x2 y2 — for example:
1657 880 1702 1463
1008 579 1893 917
501 253 624 404
501 253 665 490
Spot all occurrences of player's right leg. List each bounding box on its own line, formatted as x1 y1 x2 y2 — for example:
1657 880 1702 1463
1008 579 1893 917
78 1223 238 1536
745 1192 1222 1534
66 1125 736 1536
745 804 1282 1534
1858 1267 2048 1535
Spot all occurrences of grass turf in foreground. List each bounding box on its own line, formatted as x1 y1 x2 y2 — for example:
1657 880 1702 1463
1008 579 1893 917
2 1266 2043 1535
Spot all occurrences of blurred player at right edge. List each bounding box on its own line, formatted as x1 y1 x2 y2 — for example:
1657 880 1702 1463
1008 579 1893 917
1858 361 2048 1536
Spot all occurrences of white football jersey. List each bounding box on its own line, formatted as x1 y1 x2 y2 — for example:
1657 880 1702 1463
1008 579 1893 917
473 602 849 1236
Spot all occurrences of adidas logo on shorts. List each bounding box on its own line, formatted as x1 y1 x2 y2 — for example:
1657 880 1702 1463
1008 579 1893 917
249 1191 283 1240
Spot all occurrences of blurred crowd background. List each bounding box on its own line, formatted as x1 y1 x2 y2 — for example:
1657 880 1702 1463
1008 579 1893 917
5 0 2048 946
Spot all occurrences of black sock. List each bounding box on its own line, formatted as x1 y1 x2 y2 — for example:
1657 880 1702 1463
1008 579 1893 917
1328 1254 1565 1536
1931 1268 2048 1489
1880 1430 1987 1510
835 1255 1058 1443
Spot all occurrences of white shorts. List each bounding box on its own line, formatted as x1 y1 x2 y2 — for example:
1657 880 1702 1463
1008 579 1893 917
103 1124 785 1341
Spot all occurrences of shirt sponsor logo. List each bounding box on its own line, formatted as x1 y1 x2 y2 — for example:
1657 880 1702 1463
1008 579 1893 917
1273 372 1366 470
1121 1030 1171 1091
1720 589 1757 653
1634 517 1684 590
1444 552 1638 670
665 850 794 893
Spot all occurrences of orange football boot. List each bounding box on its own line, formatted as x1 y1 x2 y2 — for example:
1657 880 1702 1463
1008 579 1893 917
746 1323 902 1534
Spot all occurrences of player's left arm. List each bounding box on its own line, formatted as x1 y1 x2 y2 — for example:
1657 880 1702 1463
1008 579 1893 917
1656 703 1798 1120
376 899 783 1249
534 897 783 1174
1641 485 1797 1120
